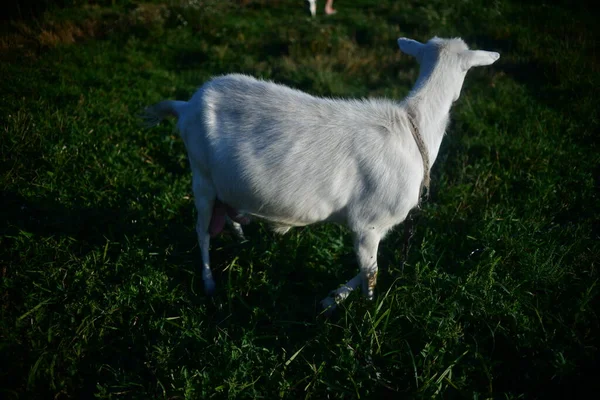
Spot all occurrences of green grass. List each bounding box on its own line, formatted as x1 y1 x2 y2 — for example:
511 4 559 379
1 0 598 398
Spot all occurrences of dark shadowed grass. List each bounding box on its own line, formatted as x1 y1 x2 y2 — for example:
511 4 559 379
1 0 598 398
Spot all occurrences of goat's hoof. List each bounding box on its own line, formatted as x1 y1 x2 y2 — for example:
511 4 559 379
233 231 246 241
320 296 337 317
204 280 216 296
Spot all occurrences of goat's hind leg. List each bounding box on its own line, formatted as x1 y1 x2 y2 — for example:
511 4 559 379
225 205 249 240
227 217 246 240
192 176 218 295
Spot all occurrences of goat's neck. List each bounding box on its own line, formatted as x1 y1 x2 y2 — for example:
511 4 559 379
403 66 455 166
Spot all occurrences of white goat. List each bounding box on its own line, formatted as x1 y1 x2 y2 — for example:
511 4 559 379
307 0 336 17
308 0 317 17
144 37 499 312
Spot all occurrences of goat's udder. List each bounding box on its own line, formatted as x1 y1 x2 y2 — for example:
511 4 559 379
209 200 249 237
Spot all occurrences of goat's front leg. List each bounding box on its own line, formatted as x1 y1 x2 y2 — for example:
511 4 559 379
192 176 217 295
320 230 381 314
321 273 361 312
355 231 381 301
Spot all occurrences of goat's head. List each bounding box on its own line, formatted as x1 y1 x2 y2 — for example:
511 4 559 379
398 37 500 103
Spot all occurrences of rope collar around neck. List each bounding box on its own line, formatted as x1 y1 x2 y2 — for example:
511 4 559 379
406 110 430 203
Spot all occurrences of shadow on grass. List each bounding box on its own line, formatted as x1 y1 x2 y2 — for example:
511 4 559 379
1 189 362 399
1 190 149 248
465 9 599 150
1 189 352 321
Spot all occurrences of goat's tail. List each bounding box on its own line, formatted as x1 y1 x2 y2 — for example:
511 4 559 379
141 100 188 128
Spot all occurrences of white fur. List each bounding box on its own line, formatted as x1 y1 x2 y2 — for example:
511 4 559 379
308 0 316 17
144 37 499 311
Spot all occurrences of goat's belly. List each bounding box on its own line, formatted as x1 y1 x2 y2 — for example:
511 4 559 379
248 200 344 227
215 183 347 227
209 149 354 226
251 204 346 227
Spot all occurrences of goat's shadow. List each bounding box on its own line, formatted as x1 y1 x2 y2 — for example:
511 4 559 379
1 187 354 322
2 188 372 397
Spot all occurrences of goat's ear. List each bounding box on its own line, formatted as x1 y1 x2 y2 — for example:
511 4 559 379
398 38 424 61
461 50 500 69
